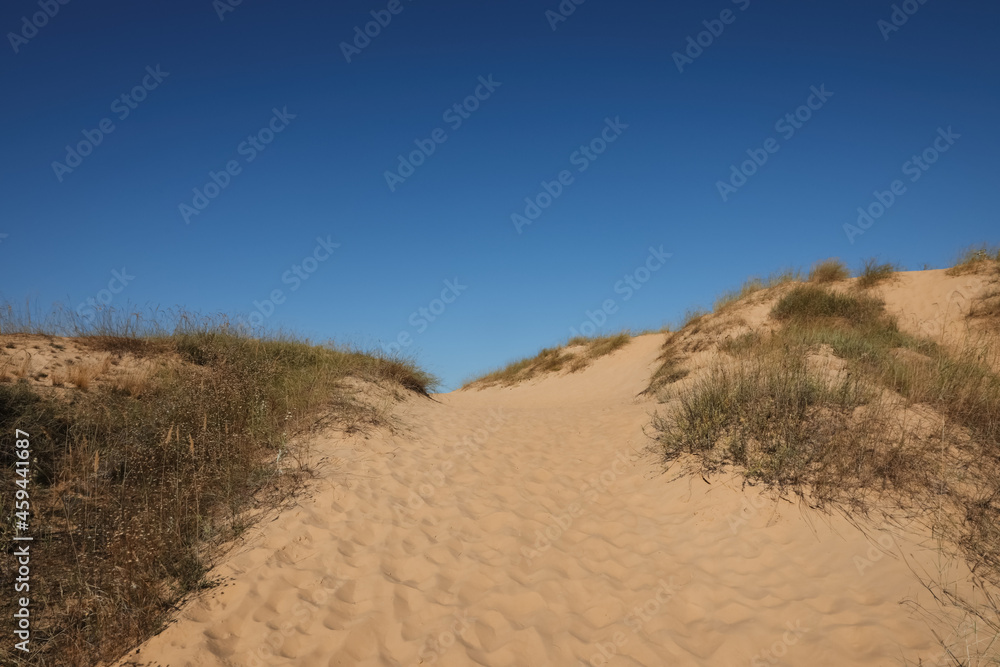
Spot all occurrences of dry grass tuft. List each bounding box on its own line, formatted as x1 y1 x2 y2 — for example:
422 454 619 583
947 244 1000 277
112 364 153 397
63 356 110 391
809 258 850 284
465 333 631 388
856 257 899 289
644 334 689 394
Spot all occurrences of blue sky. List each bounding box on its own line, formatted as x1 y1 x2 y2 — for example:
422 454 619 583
1 0 997 389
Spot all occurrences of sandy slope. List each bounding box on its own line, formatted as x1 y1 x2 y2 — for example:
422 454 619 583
875 268 991 345
117 330 976 667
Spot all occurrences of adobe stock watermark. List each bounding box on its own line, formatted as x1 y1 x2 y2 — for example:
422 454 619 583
178 107 296 224
545 0 587 31
852 531 898 575
415 611 476 664
384 75 502 191
672 0 751 73
725 491 773 535
750 620 811 666
213 0 246 22
235 236 340 329
511 116 628 234
7 0 72 54
340 0 415 63
75 267 136 324
843 126 959 244
877 0 931 41
569 245 671 338
52 66 170 183
716 84 833 202
382 279 468 355
582 578 681 667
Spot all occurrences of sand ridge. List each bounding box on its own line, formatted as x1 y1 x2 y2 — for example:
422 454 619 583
121 333 962 666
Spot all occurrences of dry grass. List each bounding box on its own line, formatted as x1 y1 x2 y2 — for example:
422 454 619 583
111 364 153 397
63 356 111 391
0 309 435 666
652 284 1000 662
712 269 802 313
948 244 1000 277
644 333 689 394
970 288 1000 321
771 284 885 323
856 257 899 289
809 258 850 284
464 333 631 388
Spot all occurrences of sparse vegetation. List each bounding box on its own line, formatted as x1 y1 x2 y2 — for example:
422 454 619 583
808 258 850 284
678 308 710 332
464 333 631 388
652 281 1000 661
970 288 1000 321
0 305 435 666
948 244 1000 276
856 257 899 289
712 269 802 312
645 334 689 394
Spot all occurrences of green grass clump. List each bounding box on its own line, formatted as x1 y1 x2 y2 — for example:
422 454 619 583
465 333 631 388
0 306 434 665
771 285 884 324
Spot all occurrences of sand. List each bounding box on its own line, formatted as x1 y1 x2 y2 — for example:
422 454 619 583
118 330 979 667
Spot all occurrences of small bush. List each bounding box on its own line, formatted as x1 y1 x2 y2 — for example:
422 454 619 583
809 258 850 284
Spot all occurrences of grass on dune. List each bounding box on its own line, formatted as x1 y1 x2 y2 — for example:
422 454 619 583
808 258 850 284
657 284 1000 504
948 244 1000 277
712 269 802 313
0 304 435 666
855 257 900 289
464 332 631 388
651 283 1000 661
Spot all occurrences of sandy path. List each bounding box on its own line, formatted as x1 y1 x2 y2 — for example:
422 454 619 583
124 334 952 666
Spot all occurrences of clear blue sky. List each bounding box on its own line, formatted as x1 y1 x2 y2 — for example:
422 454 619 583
1 0 997 389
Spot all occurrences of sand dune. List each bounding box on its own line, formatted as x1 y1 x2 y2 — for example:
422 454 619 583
116 327 985 667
